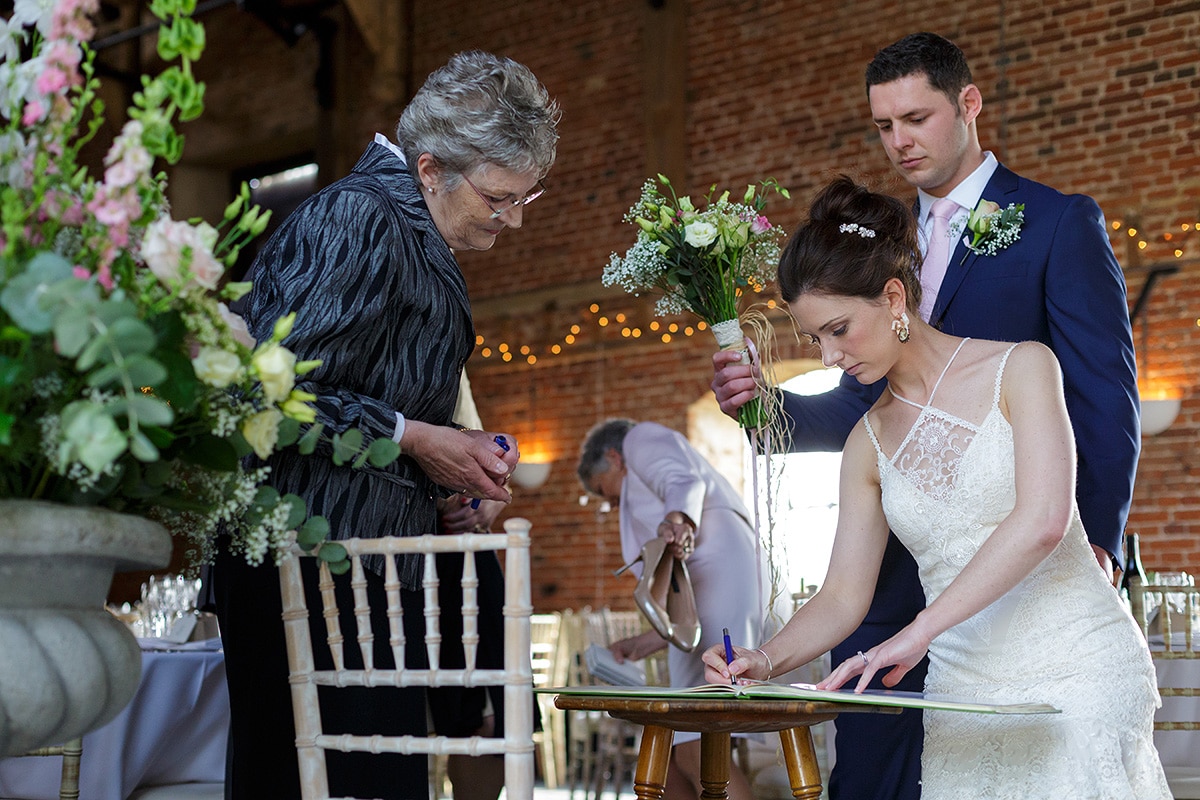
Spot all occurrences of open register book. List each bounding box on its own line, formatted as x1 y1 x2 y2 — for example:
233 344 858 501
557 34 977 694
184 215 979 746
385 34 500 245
543 681 1060 715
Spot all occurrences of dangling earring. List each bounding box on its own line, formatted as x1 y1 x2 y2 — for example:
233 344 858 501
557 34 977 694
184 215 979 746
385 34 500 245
892 311 911 343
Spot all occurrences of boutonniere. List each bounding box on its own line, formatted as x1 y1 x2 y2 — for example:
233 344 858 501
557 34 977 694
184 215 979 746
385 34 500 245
960 199 1025 263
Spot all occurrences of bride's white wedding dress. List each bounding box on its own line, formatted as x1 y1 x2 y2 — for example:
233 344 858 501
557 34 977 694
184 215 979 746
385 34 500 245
862 340 1170 799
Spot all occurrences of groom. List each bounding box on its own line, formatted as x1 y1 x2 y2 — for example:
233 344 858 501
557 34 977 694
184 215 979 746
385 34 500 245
712 32 1139 800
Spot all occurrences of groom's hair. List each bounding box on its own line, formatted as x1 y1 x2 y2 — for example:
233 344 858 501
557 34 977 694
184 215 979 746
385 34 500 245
865 32 974 108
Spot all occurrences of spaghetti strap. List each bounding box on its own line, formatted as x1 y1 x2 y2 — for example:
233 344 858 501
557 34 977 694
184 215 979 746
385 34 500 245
993 343 1020 407
888 338 971 410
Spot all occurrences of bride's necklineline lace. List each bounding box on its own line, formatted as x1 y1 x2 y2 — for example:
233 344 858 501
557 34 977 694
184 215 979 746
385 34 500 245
869 339 1013 504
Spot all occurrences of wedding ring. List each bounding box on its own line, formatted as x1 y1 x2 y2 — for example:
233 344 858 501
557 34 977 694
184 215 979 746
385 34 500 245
858 650 869 666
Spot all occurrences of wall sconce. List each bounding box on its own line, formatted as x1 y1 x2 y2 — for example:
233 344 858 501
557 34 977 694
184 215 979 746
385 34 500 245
1140 388 1182 437
511 460 551 489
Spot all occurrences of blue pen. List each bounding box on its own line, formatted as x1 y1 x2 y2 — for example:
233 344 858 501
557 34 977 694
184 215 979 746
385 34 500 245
471 435 510 509
723 627 736 685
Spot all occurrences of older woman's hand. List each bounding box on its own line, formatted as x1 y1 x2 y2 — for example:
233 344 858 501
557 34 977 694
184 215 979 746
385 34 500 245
439 494 504 533
658 511 696 560
401 421 519 502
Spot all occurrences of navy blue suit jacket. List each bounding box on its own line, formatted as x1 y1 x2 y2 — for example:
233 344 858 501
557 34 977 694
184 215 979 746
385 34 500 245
780 164 1140 624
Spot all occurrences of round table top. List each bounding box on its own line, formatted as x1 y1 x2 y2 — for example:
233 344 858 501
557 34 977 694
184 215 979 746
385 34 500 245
554 693 901 734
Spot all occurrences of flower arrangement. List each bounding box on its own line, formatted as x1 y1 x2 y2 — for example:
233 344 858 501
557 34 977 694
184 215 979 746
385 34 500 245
0 0 394 572
960 198 1025 262
603 174 789 428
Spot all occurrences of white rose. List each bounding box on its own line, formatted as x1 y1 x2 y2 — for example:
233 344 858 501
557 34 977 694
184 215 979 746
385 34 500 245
683 220 718 248
242 407 283 460
252 342 296 404
192 346 243 388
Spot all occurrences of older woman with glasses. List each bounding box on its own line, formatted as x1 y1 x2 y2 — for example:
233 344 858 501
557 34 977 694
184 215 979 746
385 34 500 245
213 50 559 800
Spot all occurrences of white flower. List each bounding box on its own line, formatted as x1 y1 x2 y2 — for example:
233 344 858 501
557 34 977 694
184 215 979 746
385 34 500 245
192 346 243 388
252 342 297 404
242 407 282 460
0 18 27 64
141 216 225 290
13 0 54 37
683 220 718 247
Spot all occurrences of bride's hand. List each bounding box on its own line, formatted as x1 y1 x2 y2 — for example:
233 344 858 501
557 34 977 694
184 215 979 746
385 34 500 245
818 624 932 694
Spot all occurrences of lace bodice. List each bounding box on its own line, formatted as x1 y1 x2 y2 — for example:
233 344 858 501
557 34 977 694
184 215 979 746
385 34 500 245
861 341 1170 799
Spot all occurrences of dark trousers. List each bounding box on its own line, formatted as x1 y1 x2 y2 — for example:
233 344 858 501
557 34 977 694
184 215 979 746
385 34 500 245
213 545 430 800
827 533 927 800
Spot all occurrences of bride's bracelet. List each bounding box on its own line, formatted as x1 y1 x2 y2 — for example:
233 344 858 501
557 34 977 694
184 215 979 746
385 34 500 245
754 648 773 680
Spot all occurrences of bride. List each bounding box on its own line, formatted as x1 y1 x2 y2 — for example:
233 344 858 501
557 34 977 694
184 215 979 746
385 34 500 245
703 176 1170 798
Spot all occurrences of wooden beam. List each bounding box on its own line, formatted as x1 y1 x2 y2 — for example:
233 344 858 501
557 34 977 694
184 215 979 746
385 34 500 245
342 0 382 53
642 0 687 183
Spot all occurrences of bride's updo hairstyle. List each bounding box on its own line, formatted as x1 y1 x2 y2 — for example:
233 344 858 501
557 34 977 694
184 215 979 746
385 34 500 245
777 176 923 312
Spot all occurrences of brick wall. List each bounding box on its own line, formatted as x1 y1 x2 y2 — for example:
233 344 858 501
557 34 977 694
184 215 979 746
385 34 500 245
180 0 1200 610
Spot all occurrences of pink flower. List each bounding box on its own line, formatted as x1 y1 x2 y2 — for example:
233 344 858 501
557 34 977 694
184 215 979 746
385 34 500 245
218 302 257 349
21 100 45 126
50 0 99 42
72 266 89 280
750 215 772 235
142 216 225 290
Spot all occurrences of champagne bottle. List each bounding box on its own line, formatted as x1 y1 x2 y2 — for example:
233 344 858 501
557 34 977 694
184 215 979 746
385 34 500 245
1121 532 1149 621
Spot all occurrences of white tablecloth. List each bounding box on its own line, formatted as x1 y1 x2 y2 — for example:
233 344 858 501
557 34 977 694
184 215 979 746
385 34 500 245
1154 653 1200 769
0 640 228 800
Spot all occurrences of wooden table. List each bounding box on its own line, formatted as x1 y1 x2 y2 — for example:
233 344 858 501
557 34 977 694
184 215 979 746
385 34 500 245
554 694 901 800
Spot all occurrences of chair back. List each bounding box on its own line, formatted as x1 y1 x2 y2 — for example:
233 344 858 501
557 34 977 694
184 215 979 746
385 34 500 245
19 738 81 800
530 611 564 788
1131 579 1200 798
279 518 534 800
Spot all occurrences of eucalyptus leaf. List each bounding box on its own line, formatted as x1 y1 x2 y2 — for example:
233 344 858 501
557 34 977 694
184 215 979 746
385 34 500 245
317 542 347 564
331 428 363 465
0 253 74 333
125 394 175 427
297 423 324 455
129 430 160 462
366 438 401 467
281 493 307 529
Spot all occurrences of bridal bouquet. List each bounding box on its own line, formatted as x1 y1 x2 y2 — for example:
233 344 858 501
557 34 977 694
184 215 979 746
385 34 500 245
603 174 789 428
0 0 393 571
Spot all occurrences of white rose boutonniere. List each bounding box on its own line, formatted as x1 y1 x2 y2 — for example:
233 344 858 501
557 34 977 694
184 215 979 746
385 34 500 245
961 199 1025 262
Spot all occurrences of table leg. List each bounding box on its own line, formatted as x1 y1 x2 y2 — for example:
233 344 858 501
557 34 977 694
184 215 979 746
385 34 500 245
778 726 822 800
633 724 673 800
699 732 731 799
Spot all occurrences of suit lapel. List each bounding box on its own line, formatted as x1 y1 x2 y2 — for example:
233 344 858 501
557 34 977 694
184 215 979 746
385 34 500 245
929 165 1020 327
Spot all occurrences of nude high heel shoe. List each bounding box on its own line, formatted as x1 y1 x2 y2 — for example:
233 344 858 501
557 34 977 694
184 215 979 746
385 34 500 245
665 557 701 652
614 538 701 653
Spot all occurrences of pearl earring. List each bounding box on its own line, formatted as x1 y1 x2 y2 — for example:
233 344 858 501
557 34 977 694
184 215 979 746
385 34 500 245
892 311 911 343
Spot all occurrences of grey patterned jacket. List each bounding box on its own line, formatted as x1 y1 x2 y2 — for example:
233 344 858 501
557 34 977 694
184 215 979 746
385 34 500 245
242 142 473 589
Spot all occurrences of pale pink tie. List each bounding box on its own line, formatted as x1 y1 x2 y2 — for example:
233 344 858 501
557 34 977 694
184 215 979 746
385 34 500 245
919 197 959 321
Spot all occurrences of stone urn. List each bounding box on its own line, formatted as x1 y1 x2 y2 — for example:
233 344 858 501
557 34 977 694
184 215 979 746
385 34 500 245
0 499 172 757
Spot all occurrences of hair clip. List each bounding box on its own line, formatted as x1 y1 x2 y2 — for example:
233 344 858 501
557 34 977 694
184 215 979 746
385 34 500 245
839 222 876 238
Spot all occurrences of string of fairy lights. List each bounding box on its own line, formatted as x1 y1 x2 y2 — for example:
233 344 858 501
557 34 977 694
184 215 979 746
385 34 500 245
1110 218 1200 259
472 219 1196 368
474 299 785 366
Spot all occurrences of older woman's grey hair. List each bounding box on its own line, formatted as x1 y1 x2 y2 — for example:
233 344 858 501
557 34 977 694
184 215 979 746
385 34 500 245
397 50 561 188
577 418 636 487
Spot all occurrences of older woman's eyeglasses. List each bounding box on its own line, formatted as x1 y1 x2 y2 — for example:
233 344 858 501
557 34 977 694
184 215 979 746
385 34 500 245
462 175 547 220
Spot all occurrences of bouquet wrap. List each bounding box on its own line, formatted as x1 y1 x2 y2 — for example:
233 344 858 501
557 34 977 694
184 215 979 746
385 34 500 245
711 318 766 429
